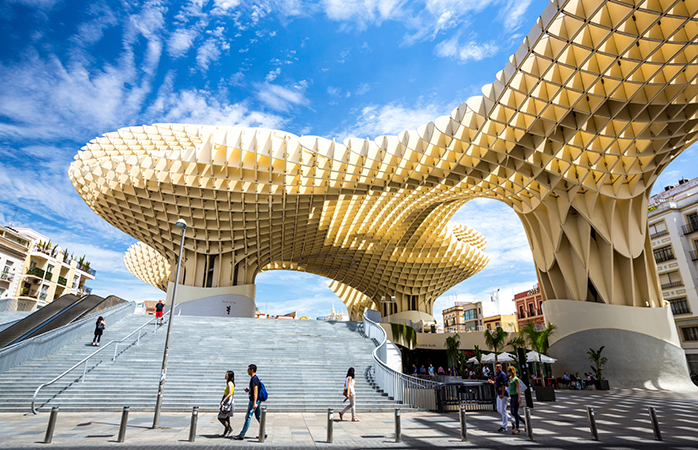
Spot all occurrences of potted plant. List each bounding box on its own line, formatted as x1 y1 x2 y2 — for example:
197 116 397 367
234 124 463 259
587 346 609 390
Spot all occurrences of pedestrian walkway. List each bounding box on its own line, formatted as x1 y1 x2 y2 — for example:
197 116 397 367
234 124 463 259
1 391 696 449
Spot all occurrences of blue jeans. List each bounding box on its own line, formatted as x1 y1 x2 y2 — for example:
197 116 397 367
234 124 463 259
238 400 265 437
510 396 523 429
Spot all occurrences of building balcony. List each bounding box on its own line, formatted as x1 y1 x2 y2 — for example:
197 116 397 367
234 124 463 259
690 250 698 262
682 221 698 236
650 230 669 239
0 272 13 282
26 267 45 278
661 280 684 290
58 276 67 286
77 263 97 277
654 249 675 264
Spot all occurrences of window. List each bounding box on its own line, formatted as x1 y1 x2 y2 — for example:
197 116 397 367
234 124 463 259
653 245 675 263
46 264 55 280
684 212 698 235
39 285 49 301
649 221 668 239
72 275 79 289
519 306 525 318
659 271 683 289
682 326 698 342
668 297 691 315
528 303 535 317
463 309 476 320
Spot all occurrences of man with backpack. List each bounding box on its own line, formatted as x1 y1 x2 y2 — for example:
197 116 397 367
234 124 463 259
232 364 267 440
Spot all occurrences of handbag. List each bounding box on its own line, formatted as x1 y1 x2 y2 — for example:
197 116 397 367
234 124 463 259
343 388 348 397
220 395 234 413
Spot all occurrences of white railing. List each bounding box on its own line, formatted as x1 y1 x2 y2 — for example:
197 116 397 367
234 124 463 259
30 306 178 414
362 310 438 410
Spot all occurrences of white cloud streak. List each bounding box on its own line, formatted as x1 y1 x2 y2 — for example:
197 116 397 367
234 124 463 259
336 101 449 140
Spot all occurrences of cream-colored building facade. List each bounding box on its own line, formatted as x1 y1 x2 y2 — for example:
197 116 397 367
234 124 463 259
442 302 484 333
0 226 31 310
5 228 96 311
648 177 698 374
72 1 698 387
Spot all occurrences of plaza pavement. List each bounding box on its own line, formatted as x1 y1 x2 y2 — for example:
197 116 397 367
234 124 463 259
1 390 697 449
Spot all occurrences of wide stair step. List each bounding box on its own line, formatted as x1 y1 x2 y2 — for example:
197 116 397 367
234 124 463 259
0 315 407 413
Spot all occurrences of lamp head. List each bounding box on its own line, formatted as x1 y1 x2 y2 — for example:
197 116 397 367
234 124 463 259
175 219 188 230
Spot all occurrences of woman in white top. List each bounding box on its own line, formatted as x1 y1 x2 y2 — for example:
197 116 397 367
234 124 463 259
339 367 359 421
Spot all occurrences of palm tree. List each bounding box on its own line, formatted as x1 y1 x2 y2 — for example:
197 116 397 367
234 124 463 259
445 334 461 370
520 321 556 377
483 327 508 363
506 335 526 362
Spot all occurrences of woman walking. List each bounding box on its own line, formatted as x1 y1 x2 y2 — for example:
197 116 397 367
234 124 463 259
92 316 105 346
218 371 235 437
339 367 359 421
507 366 524 434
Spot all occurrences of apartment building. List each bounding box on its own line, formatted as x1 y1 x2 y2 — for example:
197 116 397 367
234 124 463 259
514 284 545 331
442 301 483 333
483 314 519 333
0 226 31 310
648 177 698 373
1 227 96 312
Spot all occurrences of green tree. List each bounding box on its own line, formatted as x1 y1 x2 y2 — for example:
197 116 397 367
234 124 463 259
445 334 461 369
473 344 483 366
520 321 557 377
506 335 526 362
483 327 509 363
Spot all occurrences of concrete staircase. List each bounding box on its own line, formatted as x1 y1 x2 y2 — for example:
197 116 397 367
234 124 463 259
0 314 402 413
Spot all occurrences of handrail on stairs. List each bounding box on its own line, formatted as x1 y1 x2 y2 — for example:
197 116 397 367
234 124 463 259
31 304 180 414
362 310 438 410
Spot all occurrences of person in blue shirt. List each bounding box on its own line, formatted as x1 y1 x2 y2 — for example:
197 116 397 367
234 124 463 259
232 364 267 440
489 363 515 432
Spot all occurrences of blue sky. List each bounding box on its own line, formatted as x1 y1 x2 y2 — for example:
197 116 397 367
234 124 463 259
1 0 697 322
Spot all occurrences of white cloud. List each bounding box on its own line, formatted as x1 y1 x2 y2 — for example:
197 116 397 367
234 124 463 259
145 80 287 129
434 33 499 62
196 39 222 71
213 0 242 13
255 82 309 111
500 0 533 32
265 67 281 82
321 0 409 30
355 83 370 95
336 101 448 140
168 29 198 58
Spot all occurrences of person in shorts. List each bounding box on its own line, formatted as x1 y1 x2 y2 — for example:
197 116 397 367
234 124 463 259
155 300 165 325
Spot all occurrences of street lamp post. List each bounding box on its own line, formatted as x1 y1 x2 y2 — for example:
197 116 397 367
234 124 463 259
152 218 187 428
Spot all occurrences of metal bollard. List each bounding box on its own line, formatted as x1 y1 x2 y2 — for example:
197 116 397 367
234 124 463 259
43 406 59 444
117 406 129 443
188 406 199 442
459 407 467 441
394 408 401 443
327 408 333 443
524 406 533 441
648 406 662 441
586 406 598 441
258 406 267 443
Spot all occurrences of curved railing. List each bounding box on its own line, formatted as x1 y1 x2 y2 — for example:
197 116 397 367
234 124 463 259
31 306 179 414
362 310 438 410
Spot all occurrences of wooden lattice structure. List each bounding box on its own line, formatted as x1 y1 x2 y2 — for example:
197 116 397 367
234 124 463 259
73 0 698 317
